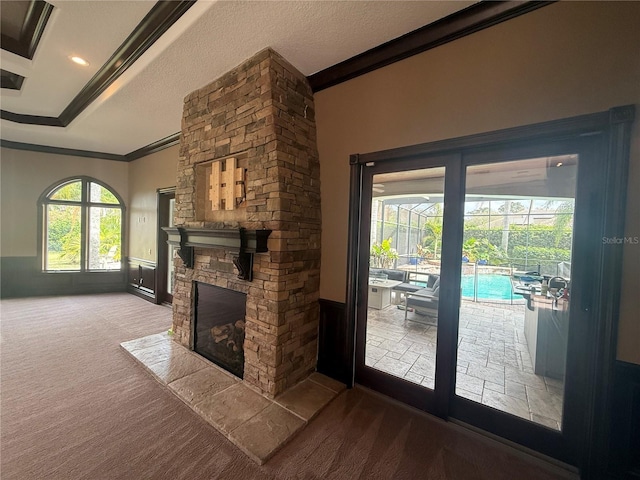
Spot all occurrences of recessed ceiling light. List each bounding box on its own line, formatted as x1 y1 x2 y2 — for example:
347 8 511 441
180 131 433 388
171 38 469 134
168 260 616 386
70 56 89 66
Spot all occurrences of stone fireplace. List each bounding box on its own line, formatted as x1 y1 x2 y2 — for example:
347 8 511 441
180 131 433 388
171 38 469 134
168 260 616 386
170 48 321 398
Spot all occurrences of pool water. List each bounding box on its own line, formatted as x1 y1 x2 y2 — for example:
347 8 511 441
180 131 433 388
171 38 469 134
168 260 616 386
461 274 513 300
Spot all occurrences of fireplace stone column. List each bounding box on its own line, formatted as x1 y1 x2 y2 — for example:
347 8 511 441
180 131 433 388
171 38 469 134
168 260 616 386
171 48 321 397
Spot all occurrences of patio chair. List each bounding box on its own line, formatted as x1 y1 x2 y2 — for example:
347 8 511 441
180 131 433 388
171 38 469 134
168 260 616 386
393 272 439 304
404 281 440 326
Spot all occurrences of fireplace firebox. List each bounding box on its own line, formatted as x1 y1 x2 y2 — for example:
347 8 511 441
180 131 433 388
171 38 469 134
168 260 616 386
194 282 246 378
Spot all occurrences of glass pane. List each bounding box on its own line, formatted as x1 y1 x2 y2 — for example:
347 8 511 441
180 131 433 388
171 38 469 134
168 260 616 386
87 207 121 270
46 204 81 270
168 198 176 294
456 154 577 431
365 167 445 390
90 182 119 204
49 180 82 202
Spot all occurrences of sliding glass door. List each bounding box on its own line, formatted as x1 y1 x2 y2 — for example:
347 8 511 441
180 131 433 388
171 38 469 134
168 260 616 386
454 155 577 430
352 128 621 467
355 155 456 413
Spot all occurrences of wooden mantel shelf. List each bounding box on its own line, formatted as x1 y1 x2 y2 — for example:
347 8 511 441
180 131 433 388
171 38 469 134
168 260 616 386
162 227 271 252
162 227 272 281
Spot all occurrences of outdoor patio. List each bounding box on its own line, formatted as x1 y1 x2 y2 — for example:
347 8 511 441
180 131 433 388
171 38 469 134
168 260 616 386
365 299 564 430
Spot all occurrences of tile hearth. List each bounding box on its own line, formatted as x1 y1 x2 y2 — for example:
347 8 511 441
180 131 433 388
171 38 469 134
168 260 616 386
121 333 344 464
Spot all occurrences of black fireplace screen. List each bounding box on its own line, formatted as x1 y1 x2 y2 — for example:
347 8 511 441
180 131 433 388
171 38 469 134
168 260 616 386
194 282 246 378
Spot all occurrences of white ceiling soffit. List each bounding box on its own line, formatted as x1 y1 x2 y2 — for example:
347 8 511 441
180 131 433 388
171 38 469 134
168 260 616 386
0 1 473 156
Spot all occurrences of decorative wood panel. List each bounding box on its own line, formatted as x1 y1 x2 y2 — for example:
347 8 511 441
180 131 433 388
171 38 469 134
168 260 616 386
139 264 156 293
0 256 126 298
209 157 243 211
318 299 350 386
126 257 157 302
608 361 640 479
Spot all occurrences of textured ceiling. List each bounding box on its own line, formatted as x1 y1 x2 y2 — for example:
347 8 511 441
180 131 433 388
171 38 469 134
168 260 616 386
0 1 474 156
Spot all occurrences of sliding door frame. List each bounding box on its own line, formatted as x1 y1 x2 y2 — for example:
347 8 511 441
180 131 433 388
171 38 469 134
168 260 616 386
344 105 635 477
354 153 461 416
449 135 603 465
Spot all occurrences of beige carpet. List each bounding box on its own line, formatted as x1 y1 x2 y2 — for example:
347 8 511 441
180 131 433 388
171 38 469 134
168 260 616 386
1 293 574 479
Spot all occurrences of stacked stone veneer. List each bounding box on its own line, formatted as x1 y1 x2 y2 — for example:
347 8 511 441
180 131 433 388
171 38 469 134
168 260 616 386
172 48 321 397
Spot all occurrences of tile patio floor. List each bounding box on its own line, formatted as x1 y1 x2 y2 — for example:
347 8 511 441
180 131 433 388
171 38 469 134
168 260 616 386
365 299 565 430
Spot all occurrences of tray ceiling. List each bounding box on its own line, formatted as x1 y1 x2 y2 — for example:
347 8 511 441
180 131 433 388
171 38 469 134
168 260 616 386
1 1 480 157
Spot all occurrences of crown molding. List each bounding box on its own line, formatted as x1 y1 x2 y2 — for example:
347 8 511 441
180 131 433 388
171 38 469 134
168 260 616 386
126 133 180 161
0 134 181 162
1 0 553 161
0 110 62 126
0 1 196 127
0 139 127 162
308 1 554 92
1 70 26 91
0 0 54 60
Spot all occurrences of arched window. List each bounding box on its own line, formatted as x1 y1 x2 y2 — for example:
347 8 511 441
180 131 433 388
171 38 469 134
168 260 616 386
39 177 124 272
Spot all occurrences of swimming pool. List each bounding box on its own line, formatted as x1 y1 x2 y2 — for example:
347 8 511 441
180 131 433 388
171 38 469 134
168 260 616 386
461 274 513 300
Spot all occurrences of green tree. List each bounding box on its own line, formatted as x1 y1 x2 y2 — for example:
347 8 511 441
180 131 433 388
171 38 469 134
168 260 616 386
469 204 491 215
47 181 122 266
547 200 574 247
98 209 122 259
498 201 525 213
463 238 507 265
58 206 82 264
422 204 443 259
47 181 82 253
371 237 399 268
51 181 82 201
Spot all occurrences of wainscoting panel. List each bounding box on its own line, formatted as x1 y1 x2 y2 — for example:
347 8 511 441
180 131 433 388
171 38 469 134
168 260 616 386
0 256 126 298
127 257 157 303
608 361 640 478
317 299 351 385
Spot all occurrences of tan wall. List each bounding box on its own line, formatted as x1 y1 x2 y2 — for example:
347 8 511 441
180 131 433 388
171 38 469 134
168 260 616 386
0 148 129 257
127 145 179 261
314 2 640 362
0 143 178 271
